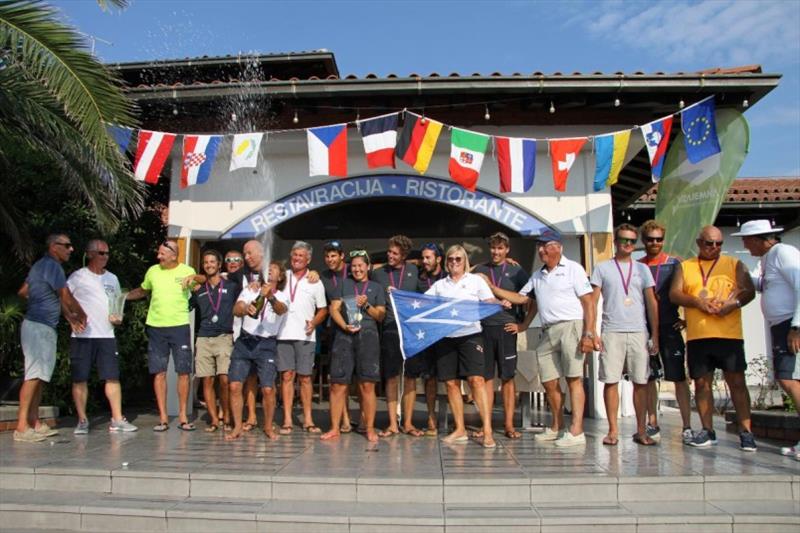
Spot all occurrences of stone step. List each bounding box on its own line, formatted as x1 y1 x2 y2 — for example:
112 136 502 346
1 489 798 532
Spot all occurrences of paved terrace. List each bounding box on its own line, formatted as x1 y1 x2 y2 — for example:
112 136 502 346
1 406 798 532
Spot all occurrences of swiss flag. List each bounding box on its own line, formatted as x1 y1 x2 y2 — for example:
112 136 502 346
549 138 586 192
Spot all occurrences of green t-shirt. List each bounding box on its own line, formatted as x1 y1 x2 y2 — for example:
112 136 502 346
141 263 196 327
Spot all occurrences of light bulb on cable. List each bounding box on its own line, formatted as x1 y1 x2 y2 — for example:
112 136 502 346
484 105 491 121
679 100 685 109
742 99 749 108
292 111 299 124
549 101 555 114
613 98 620 107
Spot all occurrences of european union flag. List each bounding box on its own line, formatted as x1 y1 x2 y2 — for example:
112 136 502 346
106 124 133 154
389 289 502 359
681 97 721 164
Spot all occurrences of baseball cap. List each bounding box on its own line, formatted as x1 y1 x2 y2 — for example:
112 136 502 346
323 240 344 253
536 229 563 244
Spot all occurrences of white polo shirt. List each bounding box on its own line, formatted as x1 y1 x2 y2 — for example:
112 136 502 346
238 287 289 338
425 272 494 337
520 256 592 326
759 243 800 327
277 270 327 342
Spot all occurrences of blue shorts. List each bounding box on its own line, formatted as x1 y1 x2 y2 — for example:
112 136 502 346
70 338 119 382
146 325 192 375
771 320 800 380
229 332 278 388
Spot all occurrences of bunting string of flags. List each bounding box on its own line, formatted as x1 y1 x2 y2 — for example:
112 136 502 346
109 95 721 193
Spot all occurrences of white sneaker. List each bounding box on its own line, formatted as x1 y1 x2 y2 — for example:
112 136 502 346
534 427 562 442
554 431 586 447
34 422 59 437
779 441 800 457
109 418 138 432
74 419 89 435
13 428 47 442
681 428 695 445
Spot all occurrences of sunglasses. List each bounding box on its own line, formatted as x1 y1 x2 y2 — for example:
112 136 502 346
225 257 243 263
92 250 110 256
616 238 637 245
54 241 74 249
446 256 464 263
700 240 724 247
644 236 664 243
349 250 370 262
161 241 177 254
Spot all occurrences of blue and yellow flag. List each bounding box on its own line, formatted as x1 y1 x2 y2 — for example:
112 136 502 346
593 131 630 191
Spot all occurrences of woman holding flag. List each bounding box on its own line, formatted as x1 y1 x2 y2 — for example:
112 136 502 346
426 245 497 448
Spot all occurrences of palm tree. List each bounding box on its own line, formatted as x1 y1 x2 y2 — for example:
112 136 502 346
0 0 143 261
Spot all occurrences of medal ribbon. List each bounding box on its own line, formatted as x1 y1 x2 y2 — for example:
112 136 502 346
652 253 669 288
332 264 347 288
489 262 507 287
389 264 406 289
353 280 368 298
205 279 223 316
698 257 719 290
289 269 307 303
613 258 633 297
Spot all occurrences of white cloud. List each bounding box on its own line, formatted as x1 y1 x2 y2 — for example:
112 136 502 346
747 103 800 127
561 0 800 68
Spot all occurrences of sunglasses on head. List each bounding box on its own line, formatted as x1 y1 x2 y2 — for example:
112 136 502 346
700 239 724 247
349 249 369 261
446 256 464 263
161 241 177 254
644 236 664 243
616 238 636 245
225 257 243 263
54 241 74 249
422 242 442 255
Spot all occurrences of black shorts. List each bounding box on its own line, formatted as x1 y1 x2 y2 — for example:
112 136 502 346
481 325 517 381
380 327 404 379
330 328 381 385
659 327 687 382
69 338 119 382
404 346 437 379
686 338 746 380
146 325 192 375
771 319 799 380
435 333 485 382
229 333 277 388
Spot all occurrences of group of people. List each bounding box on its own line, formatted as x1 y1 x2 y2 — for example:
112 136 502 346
13 220 800 459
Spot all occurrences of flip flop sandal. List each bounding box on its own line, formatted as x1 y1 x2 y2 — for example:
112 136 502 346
340 424 352 434
505 430 522 439
378 429 399 438
424 428 439 437
633 434 656 446
279 425 293 435
178 422 196 431
242 422 255 432
204 424 219 433
303 425 322 434
153 422 169 432
401 428 424 437
602 436 619 446
482 439 498 449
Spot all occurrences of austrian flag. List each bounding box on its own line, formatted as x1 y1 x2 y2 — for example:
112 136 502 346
308 124 348 177
358 113 398 168
181 135 222 188
449 128 489 191
134 130 176 184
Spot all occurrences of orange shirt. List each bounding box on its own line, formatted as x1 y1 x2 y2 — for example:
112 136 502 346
681 255 742 341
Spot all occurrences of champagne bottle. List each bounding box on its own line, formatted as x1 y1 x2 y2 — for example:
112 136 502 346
249 292 266 318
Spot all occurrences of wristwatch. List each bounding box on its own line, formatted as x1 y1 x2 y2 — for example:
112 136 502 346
363 303 371 311
581 332 595 339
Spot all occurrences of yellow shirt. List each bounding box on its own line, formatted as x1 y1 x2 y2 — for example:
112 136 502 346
141 263 196 327
681 255 742 341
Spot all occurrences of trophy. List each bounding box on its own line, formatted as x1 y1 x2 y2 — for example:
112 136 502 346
343 296 362 329
108 290 128 326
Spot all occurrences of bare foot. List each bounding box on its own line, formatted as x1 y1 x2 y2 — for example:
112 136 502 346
225 428 243 441
263 427 279 441
366 428 379 443
320 429 340 441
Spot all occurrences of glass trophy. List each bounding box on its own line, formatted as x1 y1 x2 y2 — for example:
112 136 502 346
343 296 362 329
108 290 128 326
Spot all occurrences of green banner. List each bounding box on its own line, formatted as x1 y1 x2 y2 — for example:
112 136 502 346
655 109 750 259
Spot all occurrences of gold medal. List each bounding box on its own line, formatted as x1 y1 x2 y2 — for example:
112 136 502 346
624 297 633 307
698 289 708 299
354 313 363 322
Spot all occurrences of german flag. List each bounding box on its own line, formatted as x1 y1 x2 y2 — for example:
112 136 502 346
396 112 443 174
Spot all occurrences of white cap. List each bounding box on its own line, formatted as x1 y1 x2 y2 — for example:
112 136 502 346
731 219 784 237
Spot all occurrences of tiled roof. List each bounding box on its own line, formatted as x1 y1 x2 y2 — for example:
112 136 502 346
636 178 800 204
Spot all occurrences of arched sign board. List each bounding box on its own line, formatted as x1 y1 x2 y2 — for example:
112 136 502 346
221 175 552 239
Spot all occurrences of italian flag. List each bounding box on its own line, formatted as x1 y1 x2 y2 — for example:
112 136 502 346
449 128 489 191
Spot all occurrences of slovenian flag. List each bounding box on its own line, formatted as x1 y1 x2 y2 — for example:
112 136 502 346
641 116 673 182
496 136 536 194
181 135 222 188
549 138 586 192
396 112 443 174
308 124 348 177
449 128 489 191
593 131 630 191
358 113 398 169
134 130 176 184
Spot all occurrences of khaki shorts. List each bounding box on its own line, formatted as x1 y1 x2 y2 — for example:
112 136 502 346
600 331 649 385
195 334 233 377
536 320 585 383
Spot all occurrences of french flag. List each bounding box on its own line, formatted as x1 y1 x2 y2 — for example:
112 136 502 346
358 113 398 168
308 124 348 177
134 130 176 184
181 135 222 189
496 136 536 193
641 116 673 182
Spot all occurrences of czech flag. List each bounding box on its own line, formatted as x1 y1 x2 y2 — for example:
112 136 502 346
358 113 398 169
134 130 176 184
181 135 222 188
496 136 536 194
308 124 348 178
641 116 673 182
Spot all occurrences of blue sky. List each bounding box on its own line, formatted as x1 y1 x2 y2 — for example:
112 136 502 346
53 0 800 177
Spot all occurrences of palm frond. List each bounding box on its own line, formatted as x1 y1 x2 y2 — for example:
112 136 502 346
96 0 129 12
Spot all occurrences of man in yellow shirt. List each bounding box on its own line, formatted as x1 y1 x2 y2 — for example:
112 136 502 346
128 240 196 431
669 225 756 451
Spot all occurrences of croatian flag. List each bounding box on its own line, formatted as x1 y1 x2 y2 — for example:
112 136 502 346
390 289 502 359
308 124 348 177
358 113 398 168
134 130 176 184
641 116 673 182
496 136 536 193
181 135 222 188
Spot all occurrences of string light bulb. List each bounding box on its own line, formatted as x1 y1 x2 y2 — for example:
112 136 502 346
293 111 299 124
679 100 685 109
613 98 621 107
742 99 749 108
484 105 491 121
172 106 178 116
230 112 237 122
549 101 555 114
